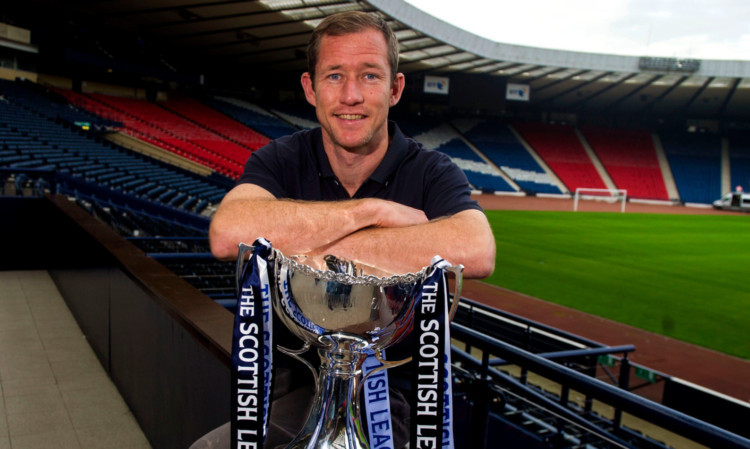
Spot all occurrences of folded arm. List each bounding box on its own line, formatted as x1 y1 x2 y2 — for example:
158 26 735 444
209 183 495 279
209 183 428 259
311 208 495 278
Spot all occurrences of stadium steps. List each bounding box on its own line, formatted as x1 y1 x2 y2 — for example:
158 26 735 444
158 95 269 150
57 90 242 177
0 85 230 214
401 120 516 193
513 122 607 194
207 96 299 140
103 130 214 177
581 126 670 201
455 118 562 195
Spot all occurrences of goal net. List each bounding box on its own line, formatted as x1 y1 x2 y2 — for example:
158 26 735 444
573 188 627 213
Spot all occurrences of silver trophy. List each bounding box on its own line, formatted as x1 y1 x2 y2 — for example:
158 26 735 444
237 243 463 449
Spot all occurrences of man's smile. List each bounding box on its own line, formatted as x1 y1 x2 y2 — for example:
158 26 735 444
336 114 366 120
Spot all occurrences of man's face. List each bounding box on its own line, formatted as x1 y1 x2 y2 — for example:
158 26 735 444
301 29 405 156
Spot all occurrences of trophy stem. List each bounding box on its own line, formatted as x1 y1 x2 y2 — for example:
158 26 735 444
285 335 370 449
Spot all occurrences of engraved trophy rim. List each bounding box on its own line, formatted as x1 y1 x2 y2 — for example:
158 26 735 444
274 249 433 286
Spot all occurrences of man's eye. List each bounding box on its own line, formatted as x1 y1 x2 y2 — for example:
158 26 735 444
365 74 379 80
328 74 341 81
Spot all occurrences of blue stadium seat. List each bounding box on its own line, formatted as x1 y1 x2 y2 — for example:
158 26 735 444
661 132 722 204
461 120 561 195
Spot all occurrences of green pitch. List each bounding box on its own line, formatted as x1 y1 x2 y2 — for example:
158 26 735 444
484 210 750 359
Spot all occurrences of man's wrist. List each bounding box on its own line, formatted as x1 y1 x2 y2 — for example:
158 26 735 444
348 198 381 230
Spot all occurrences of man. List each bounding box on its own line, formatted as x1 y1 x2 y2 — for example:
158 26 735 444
197 10 495 449
209 12 495 278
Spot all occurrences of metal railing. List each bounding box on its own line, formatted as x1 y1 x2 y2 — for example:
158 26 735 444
450 322 750 449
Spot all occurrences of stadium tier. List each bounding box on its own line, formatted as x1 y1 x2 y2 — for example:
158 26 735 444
267 102 320 130
0 79 115 129
159 95 270 149
457 119 563 195
398 118 516 192
513 122 606 194
54 90 247 177
0 81 229 214
435 139 515 192
205 96 299 140
91 94 252 167
661 132 722 204
582 127 670 200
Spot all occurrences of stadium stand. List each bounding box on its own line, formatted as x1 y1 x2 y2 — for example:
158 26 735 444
205 96 299 139
513 122 606 193
660 132 722 204
457 119 563 195
0 81 229 214
3 69 748 449
398 118 516 192
435 139 515 192
160 95 270 149
66 187 236 301
54 89 246 177
267 102 320 129
582 126 670 200
0 79 117 129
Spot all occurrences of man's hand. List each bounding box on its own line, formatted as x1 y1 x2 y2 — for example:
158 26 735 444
306 209 495 279
368 199 428 228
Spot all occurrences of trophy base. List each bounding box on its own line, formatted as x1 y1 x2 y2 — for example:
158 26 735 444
284 334 370 449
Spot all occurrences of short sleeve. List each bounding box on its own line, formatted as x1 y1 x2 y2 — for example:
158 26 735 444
236 139 289 198
421 151 482 219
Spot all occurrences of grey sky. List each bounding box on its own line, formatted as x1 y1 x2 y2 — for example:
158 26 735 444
404 0 750 61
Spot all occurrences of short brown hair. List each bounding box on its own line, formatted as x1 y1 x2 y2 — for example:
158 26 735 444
306 11 399 83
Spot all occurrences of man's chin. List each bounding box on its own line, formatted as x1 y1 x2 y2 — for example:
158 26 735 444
328 133 375 153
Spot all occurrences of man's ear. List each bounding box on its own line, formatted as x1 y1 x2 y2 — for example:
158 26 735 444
301 72 316 107
389 73 406 107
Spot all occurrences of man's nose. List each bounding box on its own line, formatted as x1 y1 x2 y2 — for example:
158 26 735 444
340 78 364 105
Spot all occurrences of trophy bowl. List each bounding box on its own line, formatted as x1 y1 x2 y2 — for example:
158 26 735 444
274 252 428 354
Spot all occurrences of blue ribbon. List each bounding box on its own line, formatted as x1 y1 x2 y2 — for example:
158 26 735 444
363 350 395 449
231 238 274 449
410 257 455 449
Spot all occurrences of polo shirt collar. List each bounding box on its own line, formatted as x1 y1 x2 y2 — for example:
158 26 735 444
369 121 408 186
314 121 407 186
313 128 336 180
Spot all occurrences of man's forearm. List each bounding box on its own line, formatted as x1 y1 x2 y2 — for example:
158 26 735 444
209 184 429 260
308 209 496 279
210 197 377 259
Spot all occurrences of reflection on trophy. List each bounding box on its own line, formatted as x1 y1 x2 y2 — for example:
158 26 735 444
235 241 463 449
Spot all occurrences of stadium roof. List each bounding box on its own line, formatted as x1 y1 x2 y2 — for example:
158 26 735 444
14 0 750 119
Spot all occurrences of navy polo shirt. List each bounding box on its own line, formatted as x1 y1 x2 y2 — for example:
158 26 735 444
237 121 481 219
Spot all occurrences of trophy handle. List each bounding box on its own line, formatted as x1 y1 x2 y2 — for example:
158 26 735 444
235 242 254 295
277 342 318 386
445 264 464 322
236 243 319 385
359 263 464 386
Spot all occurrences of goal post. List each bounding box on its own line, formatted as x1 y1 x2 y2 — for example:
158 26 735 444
573 188 628 213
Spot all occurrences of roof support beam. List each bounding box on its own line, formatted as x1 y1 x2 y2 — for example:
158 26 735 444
569 73 639 111
717 78 741 118
683 77 714 113
536 72 611 107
